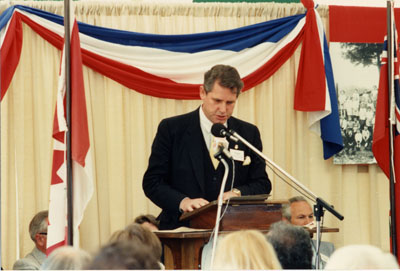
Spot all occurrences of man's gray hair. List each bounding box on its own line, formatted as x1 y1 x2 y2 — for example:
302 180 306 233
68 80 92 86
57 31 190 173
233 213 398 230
281 196 309 221
87 241 161 270
266 221 313 269
29 210 48 241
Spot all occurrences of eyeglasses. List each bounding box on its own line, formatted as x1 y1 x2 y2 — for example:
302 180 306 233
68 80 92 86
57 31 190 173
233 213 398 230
39 232 47 235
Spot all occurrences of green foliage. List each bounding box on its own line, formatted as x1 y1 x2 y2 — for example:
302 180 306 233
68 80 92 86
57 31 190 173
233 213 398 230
340 43 383 68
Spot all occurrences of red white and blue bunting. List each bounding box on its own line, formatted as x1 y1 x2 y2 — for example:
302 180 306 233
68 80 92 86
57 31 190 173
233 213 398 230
0 1 343 159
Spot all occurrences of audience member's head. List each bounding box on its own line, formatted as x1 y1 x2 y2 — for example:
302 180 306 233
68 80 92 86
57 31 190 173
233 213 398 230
266 221 313 269
282 196 314 226
29 210 48 253
134 214 159 231
213 230 281 270
41 246 91 270
108 229 125 243
86 241 160 270
325 244 399 269
109 223 162 261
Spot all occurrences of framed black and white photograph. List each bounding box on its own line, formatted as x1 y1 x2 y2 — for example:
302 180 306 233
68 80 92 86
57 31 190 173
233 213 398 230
331 42 381 164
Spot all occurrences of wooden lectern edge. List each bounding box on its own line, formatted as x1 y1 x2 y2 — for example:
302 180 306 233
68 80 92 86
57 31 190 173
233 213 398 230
179 199 218 221
179 197 288 222
177 197 339 234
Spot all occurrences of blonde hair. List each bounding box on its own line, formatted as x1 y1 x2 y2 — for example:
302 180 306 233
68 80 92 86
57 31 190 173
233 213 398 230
213 230 282 270
325 244 399 270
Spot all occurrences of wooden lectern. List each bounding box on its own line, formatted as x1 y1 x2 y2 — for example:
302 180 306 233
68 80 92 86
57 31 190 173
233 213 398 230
180 196 284 230
156 196 286 270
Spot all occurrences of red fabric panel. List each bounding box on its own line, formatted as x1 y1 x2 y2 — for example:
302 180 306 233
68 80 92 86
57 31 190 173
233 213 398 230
51 150 65 185
71 20 90 167
1 12 64 101
395 136 400 262
330 6 400 43
372 54 390 179
301 0 314 9
294 7 326 111
52 103 64 142
1 13 23 101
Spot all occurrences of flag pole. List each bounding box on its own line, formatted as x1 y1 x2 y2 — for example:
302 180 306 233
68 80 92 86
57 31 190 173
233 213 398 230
64 0 73 246
387 0 398 257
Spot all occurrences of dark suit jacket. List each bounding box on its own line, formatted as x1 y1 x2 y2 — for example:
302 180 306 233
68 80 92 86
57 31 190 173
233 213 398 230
143 108 271 229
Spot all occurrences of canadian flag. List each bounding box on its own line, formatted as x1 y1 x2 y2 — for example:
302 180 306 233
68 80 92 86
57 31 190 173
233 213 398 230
47 7 93 255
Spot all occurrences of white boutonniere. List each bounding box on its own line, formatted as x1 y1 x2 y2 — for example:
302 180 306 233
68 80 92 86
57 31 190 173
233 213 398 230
243 156 251 166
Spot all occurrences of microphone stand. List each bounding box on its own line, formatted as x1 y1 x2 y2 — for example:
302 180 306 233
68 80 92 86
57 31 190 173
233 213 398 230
229 129 344 269
209 145 231 270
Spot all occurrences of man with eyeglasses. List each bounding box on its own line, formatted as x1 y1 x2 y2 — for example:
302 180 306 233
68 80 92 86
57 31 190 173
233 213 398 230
13 210 48 270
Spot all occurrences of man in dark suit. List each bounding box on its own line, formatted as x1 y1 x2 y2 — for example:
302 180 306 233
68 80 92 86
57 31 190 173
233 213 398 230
142 64 272 230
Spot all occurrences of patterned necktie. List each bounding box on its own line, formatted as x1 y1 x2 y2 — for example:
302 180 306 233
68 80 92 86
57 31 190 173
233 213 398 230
209 135 219 169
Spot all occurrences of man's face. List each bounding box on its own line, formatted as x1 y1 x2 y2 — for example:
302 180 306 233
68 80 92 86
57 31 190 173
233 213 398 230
35 231 47 253
290 201 314 226
200 82 237 124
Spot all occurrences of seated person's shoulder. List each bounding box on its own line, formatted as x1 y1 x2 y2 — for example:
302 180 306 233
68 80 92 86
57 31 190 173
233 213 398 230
318 240 335 255
324 241 335 251
13 257 38 270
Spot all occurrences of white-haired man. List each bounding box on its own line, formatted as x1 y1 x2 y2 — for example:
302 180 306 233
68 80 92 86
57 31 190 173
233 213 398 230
13 210 48 270
282 196 335 269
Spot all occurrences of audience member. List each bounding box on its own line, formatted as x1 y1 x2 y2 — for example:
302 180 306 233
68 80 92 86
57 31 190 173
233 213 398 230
109 223 162 262
212 230 281 270
86 241 160 270
282 196 314 226
13 210 48 270
282 196 335 269
266 221 313 269
108 229 125 243
134 214 159 231
40 246 91 270
325 244 399 269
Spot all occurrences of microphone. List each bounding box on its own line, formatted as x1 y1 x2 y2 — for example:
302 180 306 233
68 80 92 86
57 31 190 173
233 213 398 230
211 123 239 142
211 123 227 137
215 143 233 160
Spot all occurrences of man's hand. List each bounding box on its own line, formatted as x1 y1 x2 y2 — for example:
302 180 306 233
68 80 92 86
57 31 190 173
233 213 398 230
221 191 239 201
179 197 209 212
